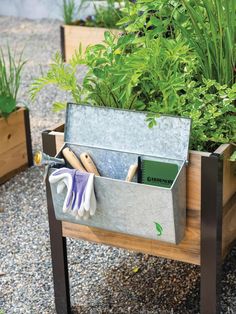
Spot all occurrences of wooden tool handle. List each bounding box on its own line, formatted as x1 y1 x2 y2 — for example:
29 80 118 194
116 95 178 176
126 164 138 182
80 152 100 176
62 147 86 172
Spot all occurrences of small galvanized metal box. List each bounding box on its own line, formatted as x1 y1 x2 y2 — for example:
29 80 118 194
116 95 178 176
49 103 191 244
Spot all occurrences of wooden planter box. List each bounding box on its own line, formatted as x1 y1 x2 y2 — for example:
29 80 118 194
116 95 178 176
43 123 236 264
42 123 236 313
0 107 33 184
60 25 120 62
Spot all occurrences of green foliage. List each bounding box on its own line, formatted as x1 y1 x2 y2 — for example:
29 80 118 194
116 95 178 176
179 0 236 86
229 150 236 162
119 0 236 86
148 79 236 151
62 0 76 25
84 35 197 111
31 0 236 152
0 47 26 118
181 80 236 151
93 0 125 28
30 52 83 111
62 0 128 29
62 0 89 25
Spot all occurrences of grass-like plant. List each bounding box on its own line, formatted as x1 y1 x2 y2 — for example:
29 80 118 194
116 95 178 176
0 47 26 118
93 0 125 28
62 0 127 28
119 0 236 86
179 0 236 86
62 0 77 25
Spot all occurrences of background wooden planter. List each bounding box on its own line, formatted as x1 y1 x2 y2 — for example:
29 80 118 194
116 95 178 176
0 107 33 184
42 124 236 313
60 25 120 62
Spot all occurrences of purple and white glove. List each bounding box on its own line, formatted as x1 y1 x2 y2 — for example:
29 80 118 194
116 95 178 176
49 168 96 219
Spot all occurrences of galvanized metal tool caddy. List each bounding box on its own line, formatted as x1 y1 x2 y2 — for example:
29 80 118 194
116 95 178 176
49 104 191 244
43 103 236 314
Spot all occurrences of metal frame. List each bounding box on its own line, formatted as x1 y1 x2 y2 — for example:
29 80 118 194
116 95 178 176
200 153 223 314
24 107 33 167
42 131 224 314
42 131 71 314
60 25 66 62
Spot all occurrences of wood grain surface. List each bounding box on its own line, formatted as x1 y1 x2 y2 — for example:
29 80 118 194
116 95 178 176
222 193 236 258
62 207 201 265
0 108 28 183
50 126 236 265
62 25 120 62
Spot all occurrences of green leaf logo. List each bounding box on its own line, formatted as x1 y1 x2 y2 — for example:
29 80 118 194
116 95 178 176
154 222 163 236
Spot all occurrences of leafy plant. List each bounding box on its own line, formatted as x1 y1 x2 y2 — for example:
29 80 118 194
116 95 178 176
31 0 236 152
229 150 236 162
148 79 236 151
0 47 26 118
30 51 83 111
118 0 236 86
93 0 125 28
31 32 196 111
62 0 128 29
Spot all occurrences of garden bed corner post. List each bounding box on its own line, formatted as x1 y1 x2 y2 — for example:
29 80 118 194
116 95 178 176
200 153 223 314
42 130 71 314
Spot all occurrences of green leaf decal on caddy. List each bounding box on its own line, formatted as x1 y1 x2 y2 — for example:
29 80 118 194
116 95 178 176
154 222 163 237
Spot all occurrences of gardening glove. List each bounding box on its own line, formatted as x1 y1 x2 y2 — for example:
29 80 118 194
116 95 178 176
49 168 96 219
76 173 96 220
49 168 75 213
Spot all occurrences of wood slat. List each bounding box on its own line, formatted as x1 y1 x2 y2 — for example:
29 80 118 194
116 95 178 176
63 25 120 62
0 108 26 154
63 208 201 265
187 150 210 210
218 144 236 258
51 127 235 265
49 131 64 153
217 144 236 206
222 193 236 258
0 108 28 182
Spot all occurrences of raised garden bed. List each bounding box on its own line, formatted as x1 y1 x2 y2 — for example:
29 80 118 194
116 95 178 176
43 122 236 264
60 25 119 62
0 107 32 184
42 122 236 314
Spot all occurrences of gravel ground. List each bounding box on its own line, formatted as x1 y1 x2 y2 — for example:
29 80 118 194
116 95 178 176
0 16 236 314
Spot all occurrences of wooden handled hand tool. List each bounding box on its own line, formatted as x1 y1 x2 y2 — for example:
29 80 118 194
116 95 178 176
62 147 87 172
126 164 138 182
80 152 100 176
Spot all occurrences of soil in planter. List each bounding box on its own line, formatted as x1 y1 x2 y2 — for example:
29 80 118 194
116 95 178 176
200 141 222 153
69 10 121 29
70 16 117 28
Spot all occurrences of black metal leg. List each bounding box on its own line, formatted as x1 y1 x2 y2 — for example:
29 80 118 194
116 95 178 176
60 26 66 62
200 153 223 314
42 131 71 314
24 108 33 167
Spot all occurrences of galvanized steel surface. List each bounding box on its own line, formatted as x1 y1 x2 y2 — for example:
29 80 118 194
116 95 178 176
65 104 191 163
50 165 186 244
68 143 183 182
